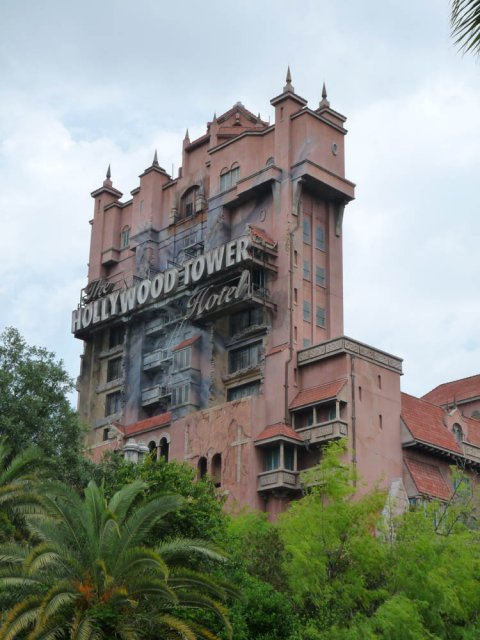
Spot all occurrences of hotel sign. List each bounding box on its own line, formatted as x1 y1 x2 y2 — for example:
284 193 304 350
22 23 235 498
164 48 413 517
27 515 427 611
72 236 250 333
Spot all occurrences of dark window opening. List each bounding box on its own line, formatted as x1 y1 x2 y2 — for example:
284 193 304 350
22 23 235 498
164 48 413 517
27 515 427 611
148 441 157 460
159 437 169 462
105 391 122 417
229 342 262 373
107 356 122 382
230 307 263 335
109 326 125 349
211 453 222 487
198 456 207 479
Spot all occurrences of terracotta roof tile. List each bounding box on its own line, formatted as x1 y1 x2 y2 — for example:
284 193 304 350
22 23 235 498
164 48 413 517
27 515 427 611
290 379 347 410
124 413 171 437
248 225 277 247
401 393 461 453
464 416 480 447
404 458 451 501
255 423 303 443
172 336 200 352
422 374 480 406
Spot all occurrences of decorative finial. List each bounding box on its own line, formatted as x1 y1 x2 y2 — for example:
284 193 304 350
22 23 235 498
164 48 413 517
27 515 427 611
283 65 294 93
257 112 261 120
106 164 111 180
213 112 217 121
184 128 190 140
152 149 159 167
319 81 330 109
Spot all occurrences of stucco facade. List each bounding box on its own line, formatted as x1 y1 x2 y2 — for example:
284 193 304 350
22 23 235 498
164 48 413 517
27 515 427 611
72 72 480 515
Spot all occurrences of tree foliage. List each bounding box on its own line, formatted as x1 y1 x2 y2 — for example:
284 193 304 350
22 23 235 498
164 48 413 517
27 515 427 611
0 479 233 639
0 327 90 487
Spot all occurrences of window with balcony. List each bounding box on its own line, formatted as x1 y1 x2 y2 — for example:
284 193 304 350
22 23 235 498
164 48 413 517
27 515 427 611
107 356 122 382
229 342 262 373
173 347 191 372
105 390 122 417
264 445 295 471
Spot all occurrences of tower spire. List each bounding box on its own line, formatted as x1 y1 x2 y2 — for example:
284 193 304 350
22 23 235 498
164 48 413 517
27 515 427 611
152 149 159 167
283 65 294 93
319 81 330 108
106 164 111 180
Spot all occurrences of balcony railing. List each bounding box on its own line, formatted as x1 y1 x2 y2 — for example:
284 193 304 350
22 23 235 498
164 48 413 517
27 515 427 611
143 349 172 372
141 385 170 407
295 419 348 445
257 468 299 492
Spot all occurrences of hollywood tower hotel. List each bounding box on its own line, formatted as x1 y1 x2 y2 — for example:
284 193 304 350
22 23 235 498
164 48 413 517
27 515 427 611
73 71 406 516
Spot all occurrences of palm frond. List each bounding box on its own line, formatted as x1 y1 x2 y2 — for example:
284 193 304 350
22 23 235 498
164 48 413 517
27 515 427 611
156 614 197 640
107 479 147 523
451 0 480 54
157 538 228 565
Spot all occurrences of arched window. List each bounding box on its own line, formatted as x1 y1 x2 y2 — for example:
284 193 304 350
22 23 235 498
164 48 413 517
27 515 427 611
211 453 222 487
198 456 207 480
159 437 169 462
148 440 157 461
453 423 463 443
121 226 130 249
179 186 199 220
219 163 240 192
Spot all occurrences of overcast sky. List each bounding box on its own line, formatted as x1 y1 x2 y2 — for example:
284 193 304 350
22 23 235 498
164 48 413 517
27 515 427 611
0 0 478 401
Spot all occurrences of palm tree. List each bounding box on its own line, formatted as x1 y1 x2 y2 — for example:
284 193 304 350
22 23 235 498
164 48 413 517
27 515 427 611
451 0 480 55
0 479 233 639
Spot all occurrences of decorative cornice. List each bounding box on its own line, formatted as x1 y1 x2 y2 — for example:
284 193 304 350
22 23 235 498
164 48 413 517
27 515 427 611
298 336 403 374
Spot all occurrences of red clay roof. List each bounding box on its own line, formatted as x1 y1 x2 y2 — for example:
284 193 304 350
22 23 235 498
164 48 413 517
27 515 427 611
290 379 347 410
404 458 451 501
422 374 480 406
172 336 200 352
464 415 480 447
401 393 461 453
124 413 171 437
248 225 277 247
255 423 303 443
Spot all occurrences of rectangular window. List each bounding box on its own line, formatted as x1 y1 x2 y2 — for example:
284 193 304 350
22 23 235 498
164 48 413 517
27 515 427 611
121 227 130 249
105 391 122 417
109 326 125 349
107 356 122 382
284 445 295 470
264 447 280 471
220 172 231 191
303 338 311 348
303 218 311 244
316 225 325 250
171 383 190 407
229 342 262 373
303 300 311 322
173 347 191 372
303 260 311 280
316 265 325 287
327 404 337 420
230 166 240 185
230 307 263 335
316 306 326 328
227 380 260 401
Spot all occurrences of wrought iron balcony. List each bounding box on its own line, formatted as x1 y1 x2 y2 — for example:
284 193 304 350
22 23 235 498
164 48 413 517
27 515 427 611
143 349 172 372
141 385 170 407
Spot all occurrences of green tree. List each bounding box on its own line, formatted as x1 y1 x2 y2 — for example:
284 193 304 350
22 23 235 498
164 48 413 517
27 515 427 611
0 327 90 487
0 479 233 639
451 0 480 55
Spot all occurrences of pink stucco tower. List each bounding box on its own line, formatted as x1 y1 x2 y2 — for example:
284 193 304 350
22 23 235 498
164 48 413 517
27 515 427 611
73 70 411 515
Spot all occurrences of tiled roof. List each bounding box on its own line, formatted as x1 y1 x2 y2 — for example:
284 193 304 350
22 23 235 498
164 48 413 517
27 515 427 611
248 225 277 247
401 393 461 453
404 458 451 501
124 413 171 437
255 423 303 443
290 379 347 410
422 374 480 406
464 415 480 447
172 336 200 352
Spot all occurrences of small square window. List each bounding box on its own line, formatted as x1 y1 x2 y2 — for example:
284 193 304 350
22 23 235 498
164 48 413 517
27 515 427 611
303 338 311 348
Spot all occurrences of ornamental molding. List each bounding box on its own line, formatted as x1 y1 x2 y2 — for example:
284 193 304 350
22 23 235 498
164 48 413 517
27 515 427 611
297 335 403 374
